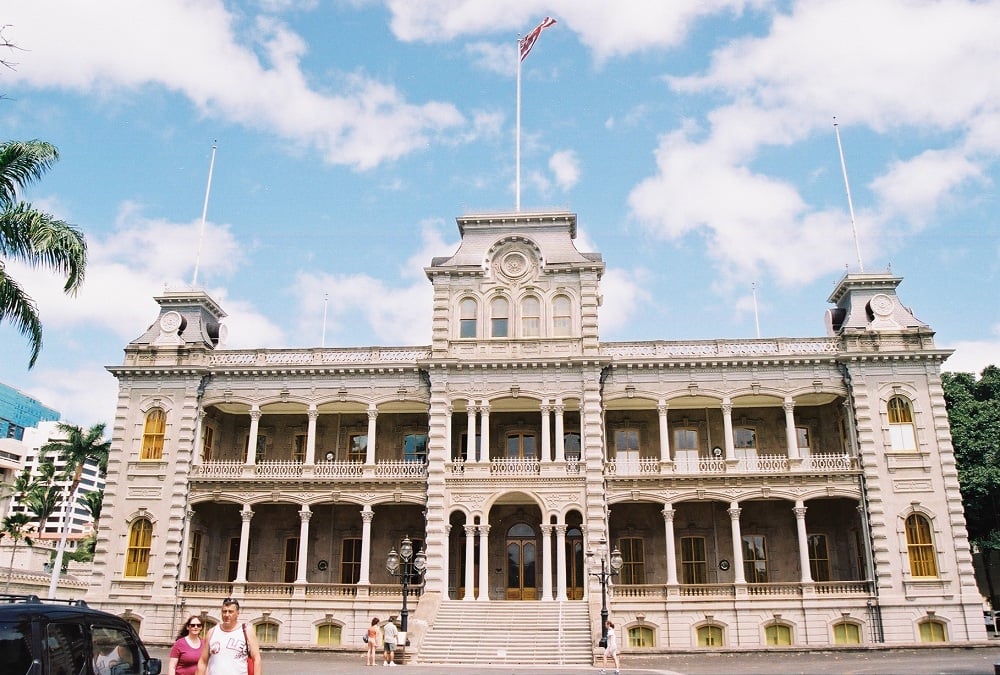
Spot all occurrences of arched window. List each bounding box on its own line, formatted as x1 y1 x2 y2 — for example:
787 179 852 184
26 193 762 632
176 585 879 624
255 621 279 644
521 296 540 337
553 295 572 336
491 297 509 337
765 623 792 645
833 620 862 644
696 624 723 647
905 513 938 577
125 518 153 577
459 298 477 339
627 625 654 648
887 395 917 450
317 623 342 646
918 618 947 642
141 408 166 460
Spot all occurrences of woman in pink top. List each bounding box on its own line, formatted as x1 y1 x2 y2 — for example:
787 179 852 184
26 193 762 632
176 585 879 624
365 617 380 666
169 615 205 675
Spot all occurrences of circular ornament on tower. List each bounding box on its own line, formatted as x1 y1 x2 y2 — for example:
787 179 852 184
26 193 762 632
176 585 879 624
870 293 894 317
159 311 183 333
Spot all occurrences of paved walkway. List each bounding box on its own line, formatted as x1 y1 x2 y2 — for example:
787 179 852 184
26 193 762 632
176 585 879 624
152 644 1000 675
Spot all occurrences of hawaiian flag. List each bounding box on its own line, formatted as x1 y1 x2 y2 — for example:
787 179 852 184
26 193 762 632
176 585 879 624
519 17 557 62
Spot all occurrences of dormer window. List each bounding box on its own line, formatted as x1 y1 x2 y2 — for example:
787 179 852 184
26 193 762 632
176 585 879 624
460 298 478 338
491 297 509 337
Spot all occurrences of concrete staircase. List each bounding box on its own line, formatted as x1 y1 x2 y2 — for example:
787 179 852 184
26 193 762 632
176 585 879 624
416 600 594 666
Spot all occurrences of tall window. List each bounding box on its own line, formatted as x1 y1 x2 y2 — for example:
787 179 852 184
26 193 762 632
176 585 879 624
796 426 811 454
244 434 267 462
459 432 480 461
255 622 279 644
888 395 917 450
697 625 723 647
734 427 757 459
348 434 367 462
227 538 240 581
140 408 166 460
617 537 645 584
552 295 572 336
521 296 540 337
188 531 203 581
628 626 654 648
681 536 708 584
404 433 428 462
905 514 938 577
491 297 509 337
460 298 478 338
674 427 698 466
614 429 640 463
808 534 831 581
765 624 792 645
563 432 581 461
833 621 861 644
506 432 536 459
317 623 341 646
742 535 768 583
284 537 299 583
202 425 215 461
341 538 362 584
125 518 152 577
293 434 307 462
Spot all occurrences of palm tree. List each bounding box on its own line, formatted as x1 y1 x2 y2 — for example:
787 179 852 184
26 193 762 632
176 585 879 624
40 422 110 597
24 482 60 537
1 512 35 593
82 488 104 537
0 139 88 367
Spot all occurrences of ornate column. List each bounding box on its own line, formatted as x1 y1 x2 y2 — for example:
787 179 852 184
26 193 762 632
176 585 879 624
554 399 565 462
235 506 253 583
555 524 568 601
365 404 378 465
479 404 491 465
246 406 261 465
305 405 318 464
477 525 490 601
192 410 205 466
657 400 671 465
445 404 454 461
359 507 374 585
540 400 552 463
728 502 745 584
295 507 312 583
794 500 812 583
463 524 476 600
179 509 195 583
663 506 678 585
541 524 554 600
784 397 801 462
466 401 477 462
722 399 735 465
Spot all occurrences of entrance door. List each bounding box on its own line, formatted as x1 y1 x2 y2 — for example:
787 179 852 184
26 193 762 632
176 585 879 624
506 523 537 600
566 527 585 600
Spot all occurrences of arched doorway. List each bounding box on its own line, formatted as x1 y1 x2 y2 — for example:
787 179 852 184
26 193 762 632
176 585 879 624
566 526 585 599
506 523 537 600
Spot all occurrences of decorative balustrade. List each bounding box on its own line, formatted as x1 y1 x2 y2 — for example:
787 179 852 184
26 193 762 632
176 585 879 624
190 460 244 479
802 454 855 471
602 337 840 360
314 460 364 479
607 457 660 475
736 454 790 473
373 460 427 479
254 460 303 479
614 581 870 599
179 581 235 596
814 580 872 595
304 583 359 597
607 453 856 477
245 582 295 596
490 456 541 476
677 583 736 598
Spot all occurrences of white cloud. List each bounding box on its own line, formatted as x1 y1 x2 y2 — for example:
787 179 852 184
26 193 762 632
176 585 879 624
549 150 580 191
871 149 983 227
5 1 470 170
598 266 653 336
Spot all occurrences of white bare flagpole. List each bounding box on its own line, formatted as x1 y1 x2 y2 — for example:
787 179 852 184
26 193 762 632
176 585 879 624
192 141 218 287
833 118 864 273
752 282 761 338
515 35 522 212
321 293 329 347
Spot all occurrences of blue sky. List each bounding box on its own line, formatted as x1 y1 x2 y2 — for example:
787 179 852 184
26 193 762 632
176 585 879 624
2 0 998 429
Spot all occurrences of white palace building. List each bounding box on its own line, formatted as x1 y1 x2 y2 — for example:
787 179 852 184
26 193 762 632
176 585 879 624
89 210 986 663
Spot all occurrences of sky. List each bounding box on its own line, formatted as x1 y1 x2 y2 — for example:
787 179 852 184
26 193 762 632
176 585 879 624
1 0 998 430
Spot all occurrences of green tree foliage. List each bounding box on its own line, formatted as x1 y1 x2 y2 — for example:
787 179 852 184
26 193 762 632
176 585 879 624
1 512 34 593
943 365 1000 548
0 139 88 367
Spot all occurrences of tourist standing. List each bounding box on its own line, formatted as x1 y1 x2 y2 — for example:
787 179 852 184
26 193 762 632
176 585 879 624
196 598 262 675
168 615 204 675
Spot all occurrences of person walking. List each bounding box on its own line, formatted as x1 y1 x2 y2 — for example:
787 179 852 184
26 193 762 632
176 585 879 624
365 618 380 666
600 620 620 675
196 598 262 675
382 619 398 667
168 616 204 675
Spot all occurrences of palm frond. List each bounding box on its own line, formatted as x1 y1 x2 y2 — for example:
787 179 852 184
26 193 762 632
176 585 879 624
0 202 87 292
0 269 42 366
0 140 58 208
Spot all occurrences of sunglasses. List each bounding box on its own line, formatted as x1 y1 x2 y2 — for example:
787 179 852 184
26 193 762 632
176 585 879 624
188 623 202 628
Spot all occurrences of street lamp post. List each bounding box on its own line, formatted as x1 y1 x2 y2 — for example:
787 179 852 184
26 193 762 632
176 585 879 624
588 537 623 647
386 535 427 637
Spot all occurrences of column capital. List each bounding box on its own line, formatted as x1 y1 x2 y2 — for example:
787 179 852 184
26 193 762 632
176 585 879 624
308 409 319 420
249 410 262 421
362 510 375 523
793 506 808 519
299 508 313 522
728 507 741 520
662 507 676 521
368 408 378 421
657 401 669 415
783 398 795 412
464 524 477 536
240 507 254 522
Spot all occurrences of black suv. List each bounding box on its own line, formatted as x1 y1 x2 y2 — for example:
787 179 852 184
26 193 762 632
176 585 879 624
0 594 162 675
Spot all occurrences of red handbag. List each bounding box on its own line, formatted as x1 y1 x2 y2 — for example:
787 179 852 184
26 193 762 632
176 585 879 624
242 623 255 675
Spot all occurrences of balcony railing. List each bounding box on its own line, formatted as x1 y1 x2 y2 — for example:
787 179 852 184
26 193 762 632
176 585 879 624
190 459 427 481
615 580 872 599
608 453 858 477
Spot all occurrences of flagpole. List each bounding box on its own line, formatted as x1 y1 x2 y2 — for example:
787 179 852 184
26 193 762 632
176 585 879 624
833 117 864 273
515 35 522 212
192 141 218 287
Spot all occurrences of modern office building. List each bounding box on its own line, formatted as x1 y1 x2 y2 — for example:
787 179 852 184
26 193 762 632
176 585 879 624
88 210 985 660
0 382 59 441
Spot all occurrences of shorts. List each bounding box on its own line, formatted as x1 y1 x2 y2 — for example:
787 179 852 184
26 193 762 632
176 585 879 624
384 642 397 651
